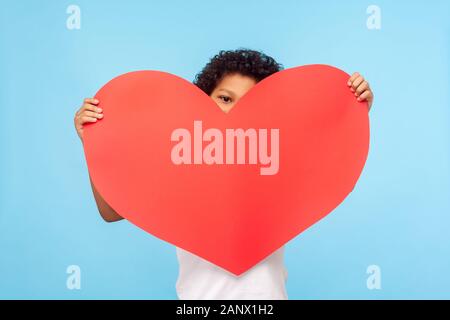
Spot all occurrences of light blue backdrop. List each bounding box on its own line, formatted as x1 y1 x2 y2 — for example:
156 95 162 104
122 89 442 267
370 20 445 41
1 0 449 299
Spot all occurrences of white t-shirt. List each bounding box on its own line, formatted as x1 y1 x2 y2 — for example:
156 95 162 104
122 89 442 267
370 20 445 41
175 246 288 300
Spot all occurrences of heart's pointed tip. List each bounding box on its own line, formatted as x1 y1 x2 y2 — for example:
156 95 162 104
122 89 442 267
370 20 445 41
222 263 255 277
227 268 247 277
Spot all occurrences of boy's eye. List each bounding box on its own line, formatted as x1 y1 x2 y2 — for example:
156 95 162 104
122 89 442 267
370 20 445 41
219 95 232 103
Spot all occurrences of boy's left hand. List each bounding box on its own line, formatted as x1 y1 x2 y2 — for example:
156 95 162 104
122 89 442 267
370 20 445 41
347 72 373 111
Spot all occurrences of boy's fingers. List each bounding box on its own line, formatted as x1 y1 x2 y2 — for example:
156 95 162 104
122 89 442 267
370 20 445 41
347 72 360 85
81 116 98 123
355 81 369 95
357 90 372 101
84 98 99 105
82 103 103 113
351 76 364 89
83 111 104 119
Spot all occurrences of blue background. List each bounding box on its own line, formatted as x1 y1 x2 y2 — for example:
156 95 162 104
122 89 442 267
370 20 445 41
1 0 449 299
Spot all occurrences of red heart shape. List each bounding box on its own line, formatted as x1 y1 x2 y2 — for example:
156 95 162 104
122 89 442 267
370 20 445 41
83 64 369 275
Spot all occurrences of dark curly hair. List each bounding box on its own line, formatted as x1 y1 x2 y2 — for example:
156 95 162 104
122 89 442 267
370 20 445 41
194 49 283 95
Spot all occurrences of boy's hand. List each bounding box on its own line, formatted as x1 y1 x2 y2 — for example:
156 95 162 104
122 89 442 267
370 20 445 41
74 98 103 141
347 72 373 111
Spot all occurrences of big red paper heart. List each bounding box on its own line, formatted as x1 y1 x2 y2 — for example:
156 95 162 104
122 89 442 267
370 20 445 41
83 64 370 275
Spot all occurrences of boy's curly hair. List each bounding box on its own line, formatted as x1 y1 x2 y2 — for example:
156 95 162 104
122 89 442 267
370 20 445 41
194 49 283 95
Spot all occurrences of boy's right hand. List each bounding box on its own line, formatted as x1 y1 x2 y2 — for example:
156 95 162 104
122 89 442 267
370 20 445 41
74 98 103 141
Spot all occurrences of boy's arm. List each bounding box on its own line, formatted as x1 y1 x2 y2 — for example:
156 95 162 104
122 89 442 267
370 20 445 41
89 175 124 222
75 97 124 223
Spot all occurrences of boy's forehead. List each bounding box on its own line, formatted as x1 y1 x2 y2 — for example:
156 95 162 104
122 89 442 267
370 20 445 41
216 74 256 94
